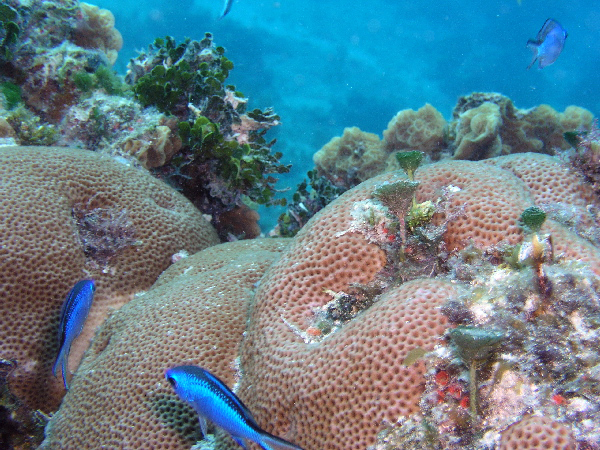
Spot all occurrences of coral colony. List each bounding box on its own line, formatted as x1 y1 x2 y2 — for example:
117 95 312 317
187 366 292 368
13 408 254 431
1 1 600 450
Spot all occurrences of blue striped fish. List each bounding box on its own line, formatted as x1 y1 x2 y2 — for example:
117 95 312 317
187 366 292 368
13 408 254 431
52 279 96 390
165 365 303 450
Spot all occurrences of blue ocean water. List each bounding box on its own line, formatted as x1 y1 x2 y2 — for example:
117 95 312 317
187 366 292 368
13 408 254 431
95 0 600 229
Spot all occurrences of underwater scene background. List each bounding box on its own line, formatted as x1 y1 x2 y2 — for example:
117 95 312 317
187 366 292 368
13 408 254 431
2 0 600 449
97 0 600 228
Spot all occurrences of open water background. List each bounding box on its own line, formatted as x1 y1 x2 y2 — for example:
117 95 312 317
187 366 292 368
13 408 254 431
93 0 600 228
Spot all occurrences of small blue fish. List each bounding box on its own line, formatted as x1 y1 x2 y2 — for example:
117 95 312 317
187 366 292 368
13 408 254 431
221 0 234 18
52 279 96 390
527 18 567 69
165 365 304 450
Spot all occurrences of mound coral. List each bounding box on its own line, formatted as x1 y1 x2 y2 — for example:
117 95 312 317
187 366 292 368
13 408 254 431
33 151 600 449
499 415 576 450
0 146 219 415
236 153 600 449
40 239 290 449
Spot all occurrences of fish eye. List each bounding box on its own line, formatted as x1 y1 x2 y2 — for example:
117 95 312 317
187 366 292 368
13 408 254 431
166 376 176 387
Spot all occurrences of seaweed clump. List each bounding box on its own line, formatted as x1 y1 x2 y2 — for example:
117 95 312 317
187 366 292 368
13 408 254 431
277 170 347 237
0 4 19 62
127 34 289 221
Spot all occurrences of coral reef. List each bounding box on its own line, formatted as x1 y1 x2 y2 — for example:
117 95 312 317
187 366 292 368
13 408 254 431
277 169 347 237
308 94 593 215
0 146 219 415
60 92 182 169
72 2 123 65
29 150 600 449
313 126 387 188
499 415 576 450
452 102 503 160
40 239 290 449
450 92 594 160
383 103 447 160
568 119 600 201
2 0 123 122
1 2 287 239
236 153 600 449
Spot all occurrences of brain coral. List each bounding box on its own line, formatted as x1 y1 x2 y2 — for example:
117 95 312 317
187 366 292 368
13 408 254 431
484 152 598 235
235 154 600 449
499 415 576 450
239 277 455 450
229 172 457 449
41 238 290 449
0 146 219 413
415 160 534 251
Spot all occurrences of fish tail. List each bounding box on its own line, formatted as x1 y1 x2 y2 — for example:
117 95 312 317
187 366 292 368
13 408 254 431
526 41 538 70
52 345 70 390
258 431 304 450
61 356 69 390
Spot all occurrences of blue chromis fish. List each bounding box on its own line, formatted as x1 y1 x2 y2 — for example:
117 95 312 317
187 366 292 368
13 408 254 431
52 279 96 390
527 18 567 69
165 365 304 450
221 0 234 18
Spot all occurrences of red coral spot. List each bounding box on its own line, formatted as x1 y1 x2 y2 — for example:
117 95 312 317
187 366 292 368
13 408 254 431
459 396 470 409
437 390 445 403
446 383 463 400
552 394 567 405
306 326 322 337
435 370 450 387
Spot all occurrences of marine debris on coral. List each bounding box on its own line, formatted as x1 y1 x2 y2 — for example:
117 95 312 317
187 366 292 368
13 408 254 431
277 169 347 237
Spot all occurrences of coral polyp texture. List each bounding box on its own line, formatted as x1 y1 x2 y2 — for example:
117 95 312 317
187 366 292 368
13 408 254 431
238 278 456 450
0 146 219 415
236 153 600 449
40 239 290 449
499 415 576 450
